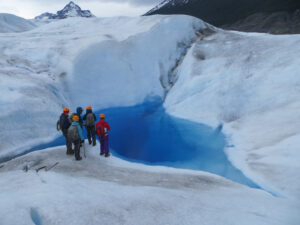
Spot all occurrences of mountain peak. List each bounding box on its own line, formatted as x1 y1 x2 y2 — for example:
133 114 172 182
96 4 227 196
61 1 81 12
145 0 191 16
68 1 76 6
35 1 95 20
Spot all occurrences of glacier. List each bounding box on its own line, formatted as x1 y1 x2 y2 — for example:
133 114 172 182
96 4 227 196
0 14 300 225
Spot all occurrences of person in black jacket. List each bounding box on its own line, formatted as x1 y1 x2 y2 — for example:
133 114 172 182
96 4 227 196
83 106 97 146
59 107 73 155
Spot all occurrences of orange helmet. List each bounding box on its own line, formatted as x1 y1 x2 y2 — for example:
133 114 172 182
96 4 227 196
100 113 105 119
86 106 92 110
63 107 69 113
73 115 79 121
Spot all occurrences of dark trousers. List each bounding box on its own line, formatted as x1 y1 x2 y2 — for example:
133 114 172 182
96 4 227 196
100 136 109 154
63 130 72 153
86 125 96 145
71 139 81 160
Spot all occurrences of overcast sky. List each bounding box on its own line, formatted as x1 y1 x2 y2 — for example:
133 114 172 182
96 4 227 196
0 0 162 19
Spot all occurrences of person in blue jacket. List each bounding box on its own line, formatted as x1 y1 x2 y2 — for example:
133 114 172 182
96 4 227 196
75 106 84 128
68 115 84 161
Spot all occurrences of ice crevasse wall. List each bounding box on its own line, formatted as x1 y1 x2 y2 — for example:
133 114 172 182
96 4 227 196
0 15 207 157
164 30 300 198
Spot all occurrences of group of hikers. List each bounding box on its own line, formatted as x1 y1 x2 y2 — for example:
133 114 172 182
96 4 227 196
58 106 111 161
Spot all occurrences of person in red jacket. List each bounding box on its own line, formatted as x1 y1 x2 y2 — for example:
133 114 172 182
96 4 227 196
96 113 111 157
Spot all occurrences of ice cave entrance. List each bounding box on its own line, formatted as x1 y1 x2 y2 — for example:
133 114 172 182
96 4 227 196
97 98 259 188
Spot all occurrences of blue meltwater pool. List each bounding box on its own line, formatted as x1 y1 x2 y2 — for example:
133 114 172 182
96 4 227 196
97 98 259 188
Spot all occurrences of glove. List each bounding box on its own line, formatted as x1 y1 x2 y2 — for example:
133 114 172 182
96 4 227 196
81 140 84 143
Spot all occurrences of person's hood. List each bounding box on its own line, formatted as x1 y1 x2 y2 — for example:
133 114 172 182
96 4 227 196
76 107 83 115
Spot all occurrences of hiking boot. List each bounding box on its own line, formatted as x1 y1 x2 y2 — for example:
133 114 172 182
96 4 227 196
76 156 82 161
100 152 104 156
66 150 74 155
105 153 110 158
92 143 96 146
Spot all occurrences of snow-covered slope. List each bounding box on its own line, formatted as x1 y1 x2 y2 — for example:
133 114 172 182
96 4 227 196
1 145 299 225
146 0 173 15
0 13 36 33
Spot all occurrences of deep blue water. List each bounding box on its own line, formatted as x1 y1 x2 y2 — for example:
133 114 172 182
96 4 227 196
97 98 259 188
1 97 259 189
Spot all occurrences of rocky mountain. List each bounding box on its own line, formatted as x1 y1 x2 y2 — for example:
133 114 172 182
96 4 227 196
145 0 300 34
222 10 300 34
35 1 94 20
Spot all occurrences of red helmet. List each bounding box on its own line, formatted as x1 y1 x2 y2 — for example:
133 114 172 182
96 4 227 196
63 107 69 113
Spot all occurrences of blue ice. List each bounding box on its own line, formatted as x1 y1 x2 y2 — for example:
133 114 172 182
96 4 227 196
97 98 259 188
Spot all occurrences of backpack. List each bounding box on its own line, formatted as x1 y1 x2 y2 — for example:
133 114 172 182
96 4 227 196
68 125 80 142
86 113 95 126
60 114 71 130
56 120 61 131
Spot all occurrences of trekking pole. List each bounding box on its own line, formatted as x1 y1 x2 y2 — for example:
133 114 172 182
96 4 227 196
83 141 86 158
